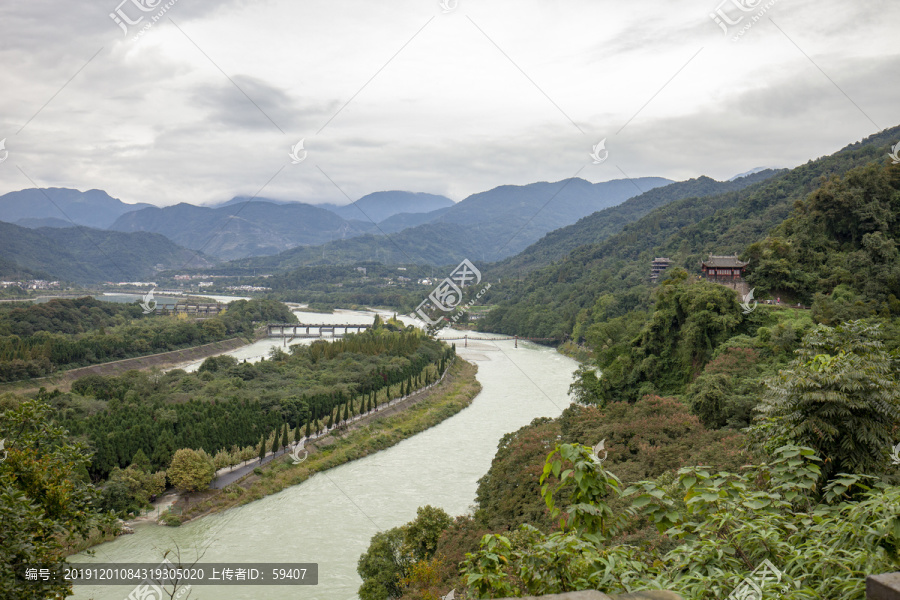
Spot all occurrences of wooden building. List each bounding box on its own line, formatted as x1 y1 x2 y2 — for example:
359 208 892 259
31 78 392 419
700 255 748 281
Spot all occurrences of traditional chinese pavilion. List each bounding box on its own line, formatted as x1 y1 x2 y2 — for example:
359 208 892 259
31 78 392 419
650 257 673 282
700 254 748 281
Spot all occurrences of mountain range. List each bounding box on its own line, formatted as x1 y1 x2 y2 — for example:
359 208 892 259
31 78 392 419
0 188 151 229
220 176 673 269
0 176 670 268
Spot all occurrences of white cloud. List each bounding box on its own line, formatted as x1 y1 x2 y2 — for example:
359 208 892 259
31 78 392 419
0 0 898 208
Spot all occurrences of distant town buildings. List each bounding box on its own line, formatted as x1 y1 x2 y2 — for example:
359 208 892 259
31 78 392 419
225 285 271 292
0 280 60 289
112 281 158 287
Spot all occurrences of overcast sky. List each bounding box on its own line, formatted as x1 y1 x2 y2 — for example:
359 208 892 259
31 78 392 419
0 0 897 208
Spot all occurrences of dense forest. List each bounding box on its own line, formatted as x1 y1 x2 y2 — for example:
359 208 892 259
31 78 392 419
488 170 777 278
0 297 294 381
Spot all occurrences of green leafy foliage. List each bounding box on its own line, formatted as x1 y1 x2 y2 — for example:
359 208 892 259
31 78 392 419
357 506 452 600
167 448 215 493
461 444 900 599
0 398 112 599
752 319 900 480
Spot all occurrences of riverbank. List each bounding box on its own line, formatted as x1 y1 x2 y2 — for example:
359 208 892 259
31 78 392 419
170 357 480 523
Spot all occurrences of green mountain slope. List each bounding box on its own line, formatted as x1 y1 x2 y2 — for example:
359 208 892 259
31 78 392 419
0 222 216 282
110 201 375 260
479 125 900 340
490 171 778 276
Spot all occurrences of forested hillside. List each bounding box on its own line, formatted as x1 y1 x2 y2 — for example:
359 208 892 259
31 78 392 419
0 221 215 282
489 170 777 277
479 126 900 340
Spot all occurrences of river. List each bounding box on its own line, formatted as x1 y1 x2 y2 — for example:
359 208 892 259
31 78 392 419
70 308 578 600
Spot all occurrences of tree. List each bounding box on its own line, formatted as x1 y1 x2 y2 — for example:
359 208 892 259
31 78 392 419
0 398 112 600
357 505 452 600
151 428 177 470
101 466 166 515
271 431 279 455
130 448 152 472
304 420 311 439
168 448 215 493
258 436 266 463
281 423 289 450
753 319 900 480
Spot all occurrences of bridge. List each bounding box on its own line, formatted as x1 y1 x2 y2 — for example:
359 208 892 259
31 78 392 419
153 303 224 315
266 322 372 338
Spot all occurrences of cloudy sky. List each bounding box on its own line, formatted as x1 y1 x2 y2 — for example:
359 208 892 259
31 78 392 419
0 0 897 208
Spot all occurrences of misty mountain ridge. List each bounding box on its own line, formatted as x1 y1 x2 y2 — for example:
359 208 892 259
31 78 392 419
0 188 151 229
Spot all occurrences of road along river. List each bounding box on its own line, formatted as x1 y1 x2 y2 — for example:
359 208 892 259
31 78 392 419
70 309 578 600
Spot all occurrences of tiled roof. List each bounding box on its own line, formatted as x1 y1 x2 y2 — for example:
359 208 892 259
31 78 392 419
701 255 748 268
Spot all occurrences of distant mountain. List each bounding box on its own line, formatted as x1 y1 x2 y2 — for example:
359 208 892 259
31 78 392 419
729 167 770 181
491 171 780 276
210 196 301 208
0 188 151 229
110 200 376 260
220 176 672 269
377 207 453 234
16 217 74 229
319 191 455 223
0 222 215 282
